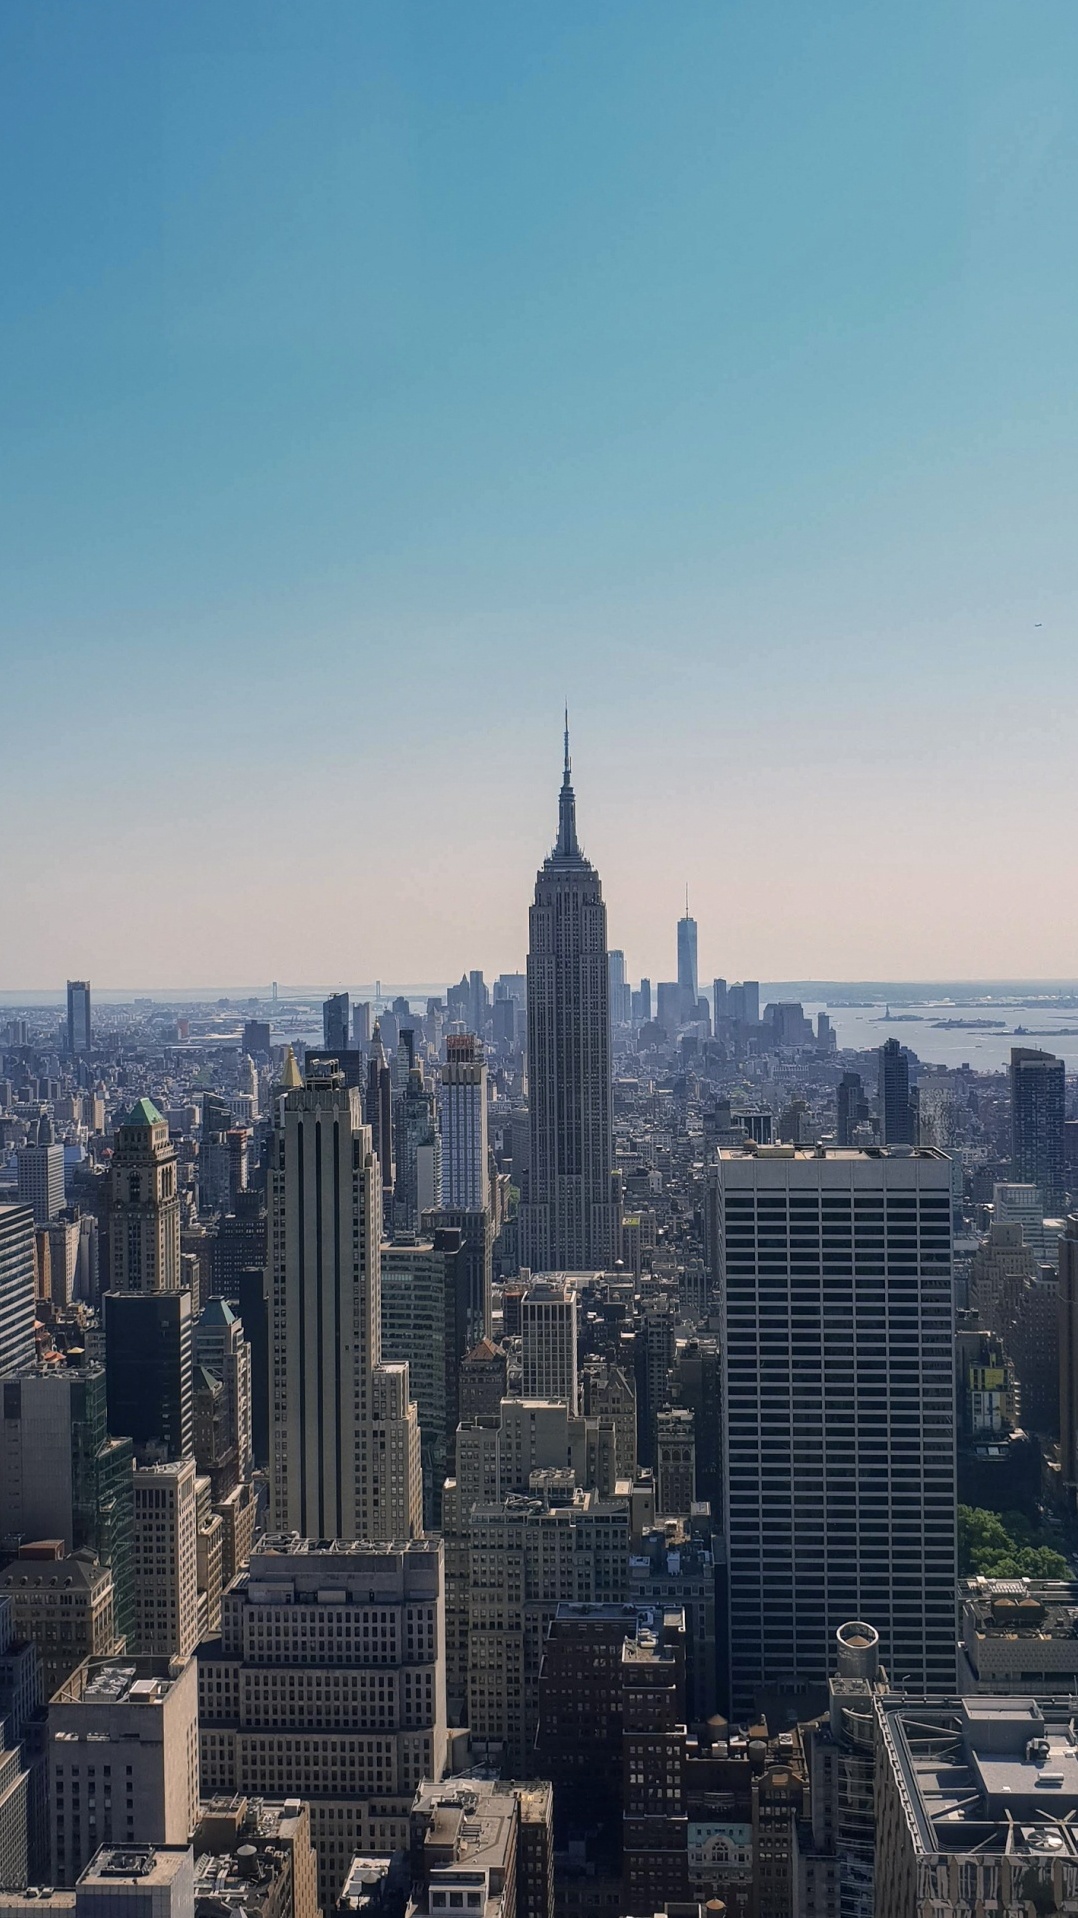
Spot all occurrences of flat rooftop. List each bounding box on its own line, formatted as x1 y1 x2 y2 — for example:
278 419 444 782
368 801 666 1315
879 1696 1078 1860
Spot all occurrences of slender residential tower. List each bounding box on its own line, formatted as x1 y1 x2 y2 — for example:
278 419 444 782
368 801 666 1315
520 720 620 1271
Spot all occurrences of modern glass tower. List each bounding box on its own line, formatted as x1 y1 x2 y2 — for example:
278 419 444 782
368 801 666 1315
677 898 698 1016
520 723 620 1272
1011 1046 1066 1212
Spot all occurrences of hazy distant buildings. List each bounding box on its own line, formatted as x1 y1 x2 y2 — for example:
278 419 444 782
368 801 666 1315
519 727 620 1271
66 981 92 1056
836 1071 868 1147
677 904 698 1019
323 992 350 1052
717 1145 956 1713
1011 1045 1066 1211
877 1038 916 1146
439 1036 488 1212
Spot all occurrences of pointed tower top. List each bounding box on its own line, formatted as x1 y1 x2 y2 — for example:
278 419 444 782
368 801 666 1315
278 1044 303 1091
554 711 581 861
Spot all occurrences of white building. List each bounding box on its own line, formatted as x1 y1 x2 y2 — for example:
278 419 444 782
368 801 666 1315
48 1655 199 1886
131 1461 199 1660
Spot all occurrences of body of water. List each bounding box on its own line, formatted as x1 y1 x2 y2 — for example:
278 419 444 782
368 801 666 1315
803 1000 1078 1072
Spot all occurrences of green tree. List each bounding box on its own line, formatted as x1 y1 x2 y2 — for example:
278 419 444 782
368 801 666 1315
958 1504 1069 1579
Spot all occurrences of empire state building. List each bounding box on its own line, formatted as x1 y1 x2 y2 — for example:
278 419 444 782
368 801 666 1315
520 725 621 1271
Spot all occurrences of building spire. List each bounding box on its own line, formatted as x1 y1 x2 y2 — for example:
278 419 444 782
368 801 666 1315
555 709 580 859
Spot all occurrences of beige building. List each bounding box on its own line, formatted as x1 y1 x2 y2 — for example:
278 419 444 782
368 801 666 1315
521 1281 578 1409
267 1062 421 1541
0 1543 120 1698
655 1408 696 1518
131 1461 200 1660
48 1655 199 1885
198 1535 447 1909
466 1481 629 1776
108 1099 181 1294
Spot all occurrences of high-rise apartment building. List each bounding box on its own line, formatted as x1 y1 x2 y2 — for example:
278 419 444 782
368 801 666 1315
877 1039 916 1146
323 992 350 1052
0 1206 36 1381
1011 1045 1066 1212
131 1460 200 1660
519 727 620 1272
66 982 92 1056
521 1280 578 1410
17 1119 66 1226
198 1536 447 1908
717 1144 956 1715
381 1231 470 1528
267 1061 421 1541
108 1100 181 1293
394 1063 440 1231
439 1037 488 1212
48 1655 199 1886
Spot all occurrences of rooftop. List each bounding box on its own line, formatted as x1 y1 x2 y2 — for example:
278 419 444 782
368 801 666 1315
879 1695 1078 1860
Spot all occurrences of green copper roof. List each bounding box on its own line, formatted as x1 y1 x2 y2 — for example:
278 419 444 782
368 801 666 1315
124 1096 164 1128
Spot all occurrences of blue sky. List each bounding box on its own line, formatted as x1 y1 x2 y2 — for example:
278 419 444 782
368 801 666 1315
2 1 1076 988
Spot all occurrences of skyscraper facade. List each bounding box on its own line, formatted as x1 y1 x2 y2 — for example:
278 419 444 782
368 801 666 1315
877 1038 916 1146
519 728 619 1271
322 991 350 1051
717 1144 956 1714
1011 1046 1066 1212
677 903 698 1018
439 1035 489 1211
267 1061 421 1540
0 1205 36 1381
108 1098 181 1293
66 980 92 1055
17 1118 66 1225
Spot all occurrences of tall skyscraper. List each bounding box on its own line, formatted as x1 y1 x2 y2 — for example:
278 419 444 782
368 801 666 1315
717 1144 956 1714
1011 1046 1066 1212
267 1060 421 1540
677 897 698 1018
0 1204 36 1380
521 1279 579 1409
877 1038 916 1146
66 980 92 1055
322 991 350 1051
836 1070 867 1147
608 950 632 1027
1058 1216 1078 1501
17 1116 66 1225
108 1099 181 1293
364 1022 395 1204
439 1035 489 1212
519 724 620 1271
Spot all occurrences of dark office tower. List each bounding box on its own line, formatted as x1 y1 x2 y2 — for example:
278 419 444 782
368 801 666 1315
66 981 91 1055
108 1098 180 1293
877 1038 915 1146
0 1365 135 1645
352 1001 371 1047
836 1071 867 1147
104 1288 194 1461
364 1021 395 1202
634 1298 676 1469
1011 1046 1066 1211
242 1018 271 1061
323 991 350 1051
632 976 652 1025
422 1205 492 1353
211 1189 267 1299
717 1145 956 1716
0 1205 36 1380
519 723 620 1271
1060 1219 1078 1505
712 978 728 1026
677 899 698 1018
235 1266 269 1467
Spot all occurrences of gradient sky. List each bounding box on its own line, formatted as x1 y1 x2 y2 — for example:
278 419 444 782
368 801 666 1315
3 1 1077 991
